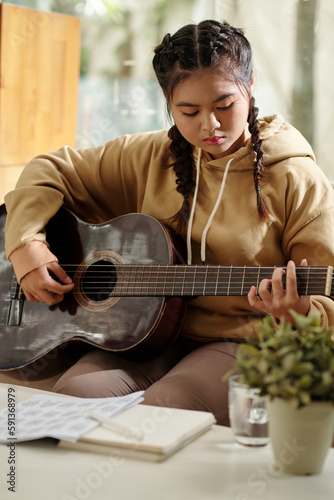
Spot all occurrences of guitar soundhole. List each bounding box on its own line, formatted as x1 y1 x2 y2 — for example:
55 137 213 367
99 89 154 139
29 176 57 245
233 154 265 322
73 250 124 311
82 259 117 302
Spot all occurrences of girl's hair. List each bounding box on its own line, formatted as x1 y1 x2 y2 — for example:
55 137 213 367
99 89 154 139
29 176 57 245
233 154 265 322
153 19 270 234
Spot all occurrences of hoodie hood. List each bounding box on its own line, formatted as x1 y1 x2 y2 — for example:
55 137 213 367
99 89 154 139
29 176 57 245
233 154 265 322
259 115 315 165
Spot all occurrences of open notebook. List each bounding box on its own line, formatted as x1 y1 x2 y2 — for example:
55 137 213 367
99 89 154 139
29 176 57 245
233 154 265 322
58 404 216 462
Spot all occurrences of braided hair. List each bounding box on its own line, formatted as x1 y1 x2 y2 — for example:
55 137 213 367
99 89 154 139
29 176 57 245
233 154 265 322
153 20 270 234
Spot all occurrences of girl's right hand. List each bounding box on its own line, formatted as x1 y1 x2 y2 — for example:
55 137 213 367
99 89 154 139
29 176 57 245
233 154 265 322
20 262 74 305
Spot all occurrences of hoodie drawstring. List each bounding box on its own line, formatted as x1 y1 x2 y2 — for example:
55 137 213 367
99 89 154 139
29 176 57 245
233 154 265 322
186 149 232 265
186 149 202 265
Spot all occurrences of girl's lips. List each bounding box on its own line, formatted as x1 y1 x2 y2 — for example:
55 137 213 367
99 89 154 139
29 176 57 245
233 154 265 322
203 136 224 146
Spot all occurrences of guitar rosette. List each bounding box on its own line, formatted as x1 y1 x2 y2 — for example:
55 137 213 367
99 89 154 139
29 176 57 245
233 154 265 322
73 250 124 311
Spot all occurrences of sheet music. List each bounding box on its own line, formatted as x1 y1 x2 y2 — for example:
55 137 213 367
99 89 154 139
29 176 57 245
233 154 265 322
0 391 144 443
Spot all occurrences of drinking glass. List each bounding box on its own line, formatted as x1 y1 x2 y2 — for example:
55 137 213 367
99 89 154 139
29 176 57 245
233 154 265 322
228 374 269 446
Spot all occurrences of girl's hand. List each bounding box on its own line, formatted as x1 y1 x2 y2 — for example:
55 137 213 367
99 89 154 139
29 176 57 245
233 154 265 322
247 259 311 323
20 262 74 306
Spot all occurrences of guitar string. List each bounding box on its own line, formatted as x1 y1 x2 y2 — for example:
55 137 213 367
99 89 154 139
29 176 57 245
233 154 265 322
57 264 329 273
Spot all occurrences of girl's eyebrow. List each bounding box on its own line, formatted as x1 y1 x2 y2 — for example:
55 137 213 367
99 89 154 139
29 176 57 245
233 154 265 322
175 93 235 107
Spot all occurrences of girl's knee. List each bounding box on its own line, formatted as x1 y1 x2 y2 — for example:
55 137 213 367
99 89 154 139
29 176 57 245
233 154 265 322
142 373 230 426
53 374 91 397
143 374 198 409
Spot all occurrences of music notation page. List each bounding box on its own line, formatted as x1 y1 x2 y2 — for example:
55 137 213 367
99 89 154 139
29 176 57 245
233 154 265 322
0 391 144 443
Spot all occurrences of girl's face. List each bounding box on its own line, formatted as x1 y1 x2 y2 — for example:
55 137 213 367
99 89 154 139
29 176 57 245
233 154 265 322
170 68 254 159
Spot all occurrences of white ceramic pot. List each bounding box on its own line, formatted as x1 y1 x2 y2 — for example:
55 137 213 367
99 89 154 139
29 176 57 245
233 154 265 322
266 398 334 475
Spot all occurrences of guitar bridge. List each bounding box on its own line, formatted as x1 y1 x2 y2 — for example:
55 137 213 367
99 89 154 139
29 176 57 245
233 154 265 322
7 276 25 326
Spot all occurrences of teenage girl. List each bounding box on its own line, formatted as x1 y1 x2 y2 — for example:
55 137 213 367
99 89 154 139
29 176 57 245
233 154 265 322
4 20 334 425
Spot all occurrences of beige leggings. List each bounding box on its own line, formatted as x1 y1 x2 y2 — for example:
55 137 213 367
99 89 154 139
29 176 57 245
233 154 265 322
52 339 240 426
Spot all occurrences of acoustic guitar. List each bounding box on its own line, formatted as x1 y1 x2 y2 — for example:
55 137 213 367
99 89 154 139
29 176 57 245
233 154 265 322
0 204 333 369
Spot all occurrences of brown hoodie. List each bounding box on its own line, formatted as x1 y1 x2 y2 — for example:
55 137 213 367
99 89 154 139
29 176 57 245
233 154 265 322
4 115 334 340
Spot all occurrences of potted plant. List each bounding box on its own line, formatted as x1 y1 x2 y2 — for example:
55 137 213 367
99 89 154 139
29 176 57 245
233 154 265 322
226 310 334 475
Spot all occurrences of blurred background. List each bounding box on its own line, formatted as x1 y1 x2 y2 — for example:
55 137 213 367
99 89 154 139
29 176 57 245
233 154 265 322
4 0 334 181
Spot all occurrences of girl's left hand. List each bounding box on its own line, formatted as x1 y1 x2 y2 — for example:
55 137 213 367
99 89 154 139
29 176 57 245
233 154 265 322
247 259 311 323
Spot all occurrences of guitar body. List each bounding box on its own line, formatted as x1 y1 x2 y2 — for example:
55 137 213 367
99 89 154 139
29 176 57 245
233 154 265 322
0 205 187 369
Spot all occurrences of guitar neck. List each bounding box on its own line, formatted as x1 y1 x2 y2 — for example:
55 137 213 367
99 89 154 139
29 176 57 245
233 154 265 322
111 265 334 298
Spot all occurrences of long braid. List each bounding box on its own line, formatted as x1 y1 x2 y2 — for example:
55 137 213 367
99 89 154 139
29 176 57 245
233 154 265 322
154 28 199 235
248 98 271 220
165 125 196 235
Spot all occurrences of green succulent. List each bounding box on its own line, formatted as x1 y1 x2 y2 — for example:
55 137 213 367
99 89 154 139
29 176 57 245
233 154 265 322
224 311 334 408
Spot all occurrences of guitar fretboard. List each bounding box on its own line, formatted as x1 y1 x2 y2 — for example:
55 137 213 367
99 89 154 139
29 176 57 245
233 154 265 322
76 264 334 298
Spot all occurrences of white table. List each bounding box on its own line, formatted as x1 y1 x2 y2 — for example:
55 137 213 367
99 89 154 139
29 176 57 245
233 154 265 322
0 383 333 500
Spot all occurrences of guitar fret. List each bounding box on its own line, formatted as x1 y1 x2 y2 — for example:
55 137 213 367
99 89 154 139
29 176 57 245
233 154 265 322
202 267 207 295
184 266 193 296
231 267 242 296
205 266 218 296
240 266 246 296
181 267 186 295
162 266 167 296
166 267 172 295
193 266 203 295
173 266 183 295
305 266 310 295
256 266 261 294
165 268 169 295
171 266 177 296
214 266 220 295
227 266 232 296
192 266 197 296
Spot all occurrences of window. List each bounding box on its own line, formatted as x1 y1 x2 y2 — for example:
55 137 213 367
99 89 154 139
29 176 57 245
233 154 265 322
6 0 334 180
